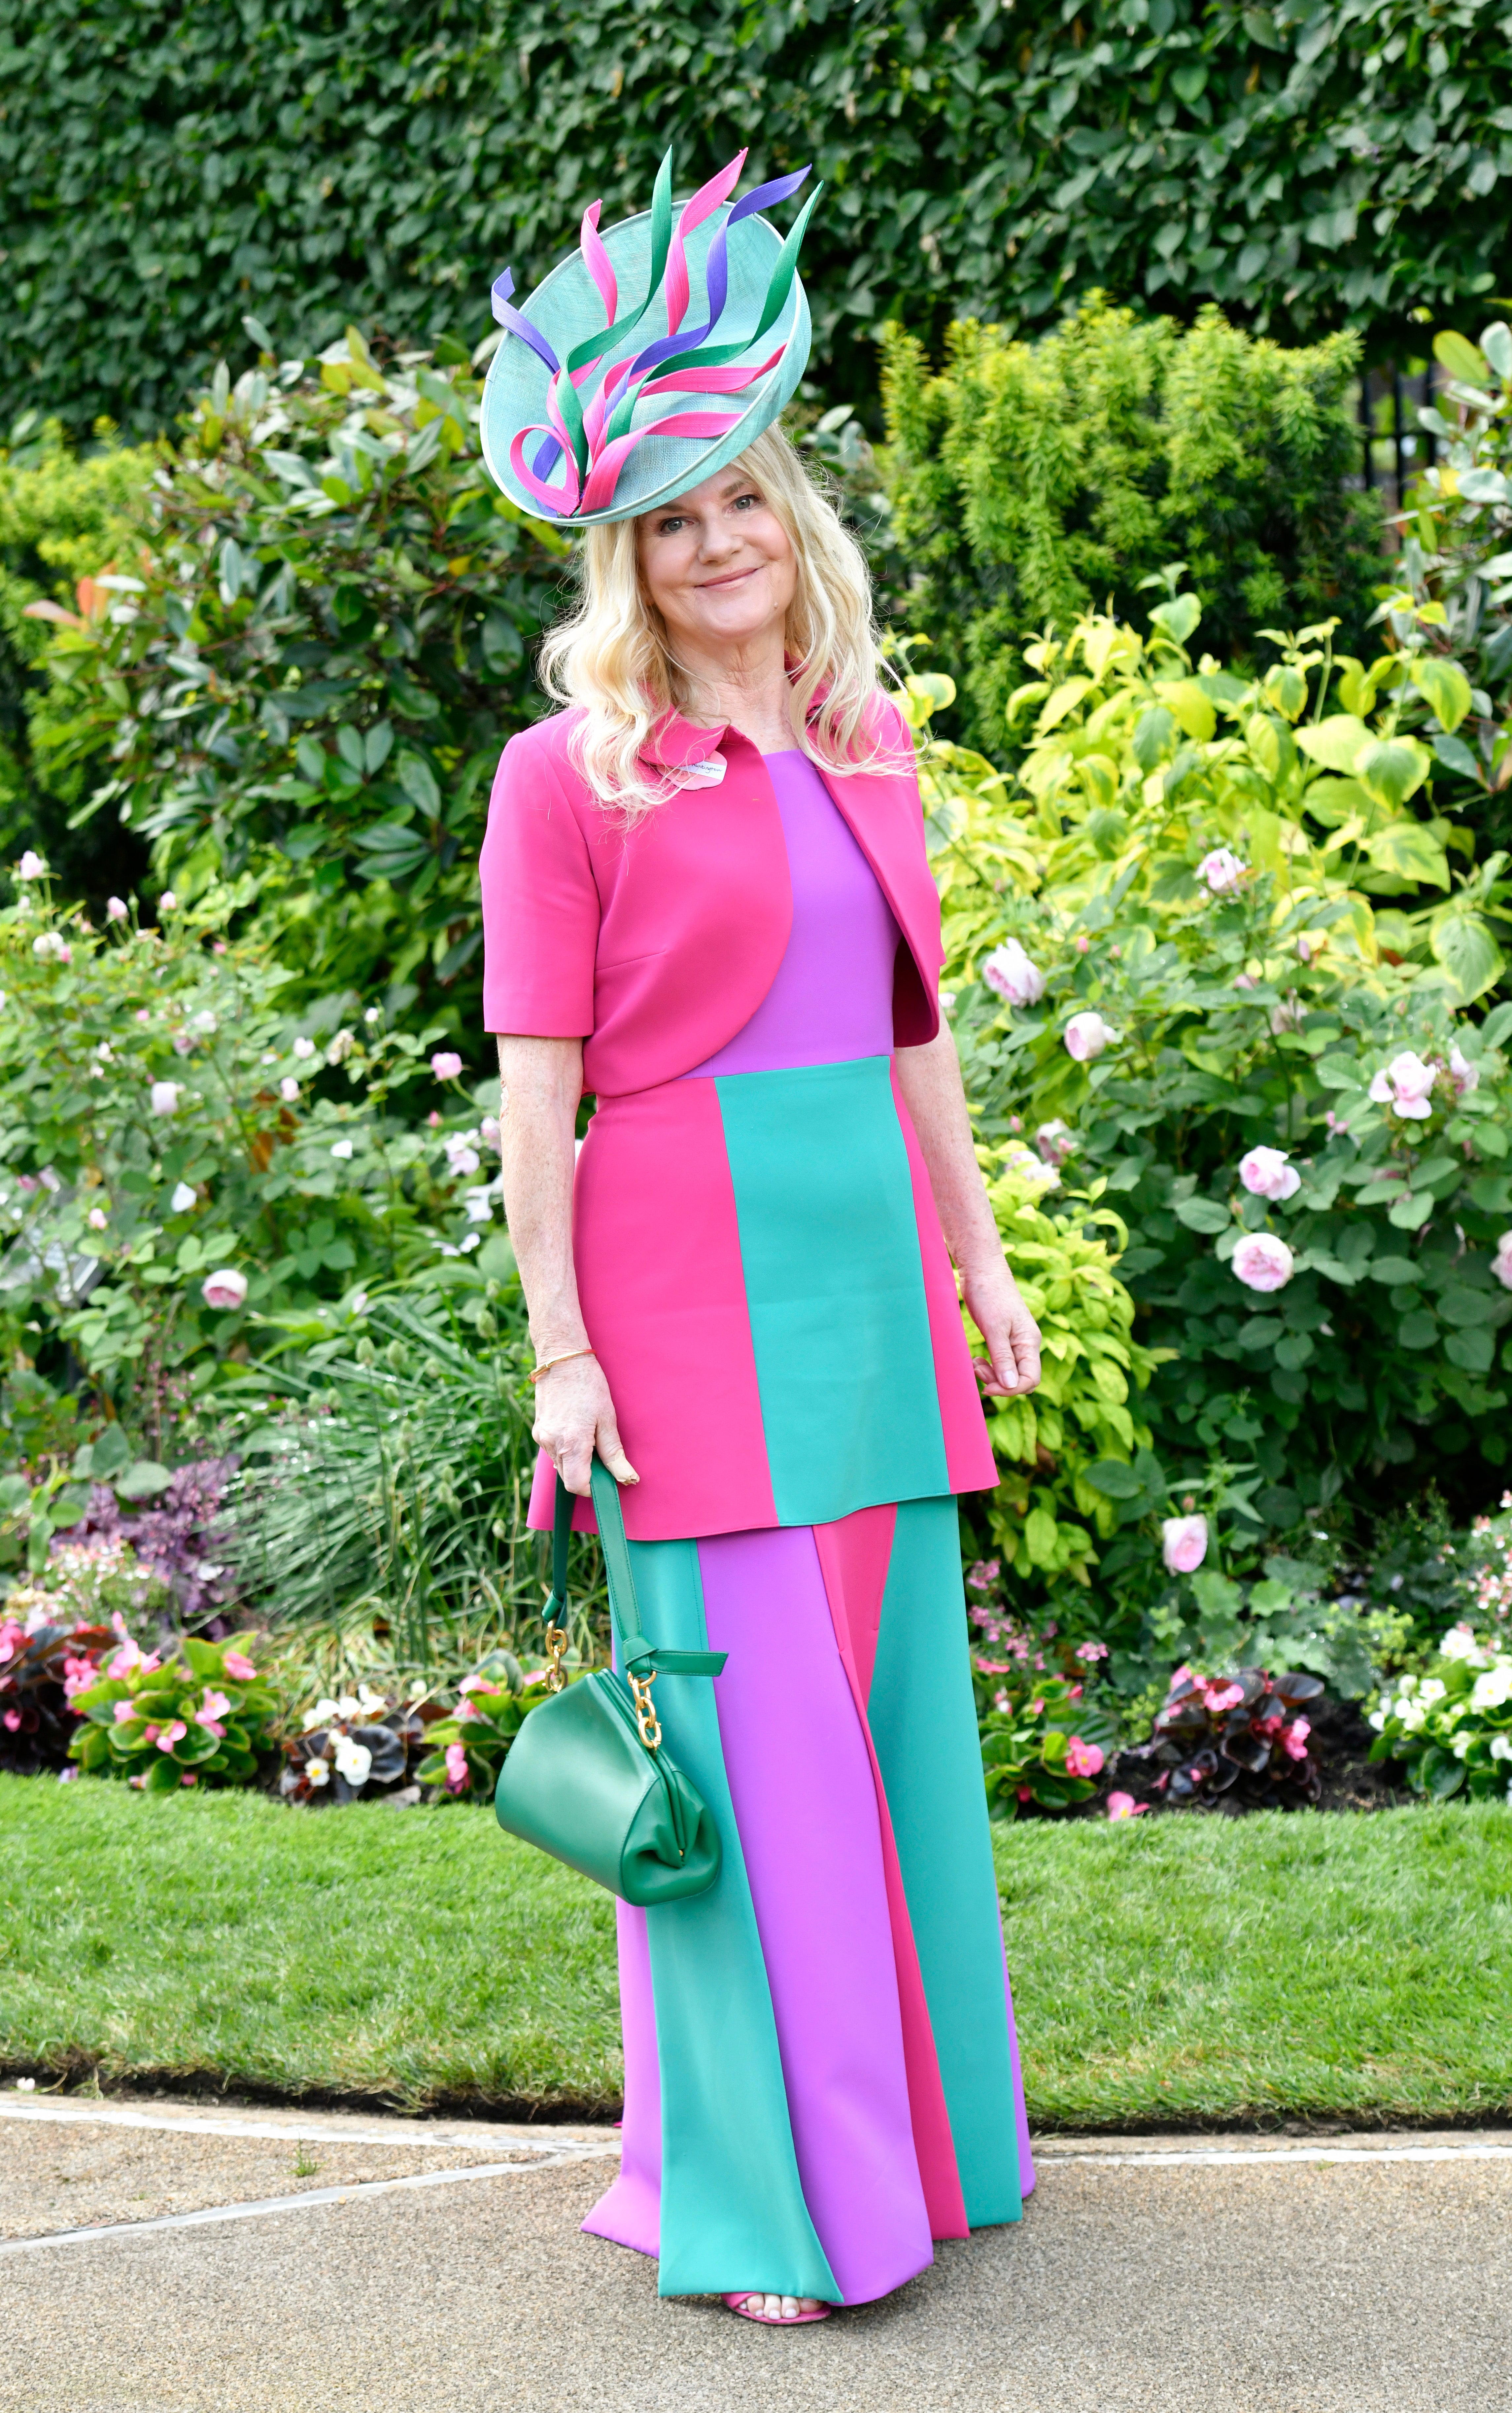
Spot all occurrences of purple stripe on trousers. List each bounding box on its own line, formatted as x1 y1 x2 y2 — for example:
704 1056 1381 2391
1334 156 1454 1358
1003 1947 1037 2197
581 1900 663 2253
696 1522 934 2304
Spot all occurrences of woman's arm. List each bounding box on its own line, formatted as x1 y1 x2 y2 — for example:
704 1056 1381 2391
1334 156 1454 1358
495 1035 638 1495
894 1025 1042 1398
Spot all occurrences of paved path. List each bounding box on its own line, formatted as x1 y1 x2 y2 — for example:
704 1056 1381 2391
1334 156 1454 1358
1 2095 1509 2412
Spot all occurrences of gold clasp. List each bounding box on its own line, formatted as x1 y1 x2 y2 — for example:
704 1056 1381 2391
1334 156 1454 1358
629 1668 661 1751
544 1622 569 1695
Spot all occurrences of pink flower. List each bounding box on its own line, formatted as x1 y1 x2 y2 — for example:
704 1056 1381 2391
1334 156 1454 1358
223 1651 256 1680
155 1720 188 1753
1233 972 1257 991
17 851 46 880
1107 1791 1148 1819
481 1116 501 1148
966 1559 1001 1591
1075 1640 1109 1662
106 895 129 921
1161 1514 1209 1574
1281 1717 1311 1761
149 1080 181 1116
1065 1735 1104 1778
1449 1044 1479 1098
1238 1145 1301 1203
1493 1233 1512 1294
1198 847 1247 895
87 1206 108 1229
431 1051 464 1081
1232 1232 1294 1293
1202 1681 1244 1714
113 1700 138 1724
201 1267 248 1310
108 1638 161 1680
141 1723 159 1745
58 1767 78 1781
1064 1011 1117 1061
195 1688 231 1737
62 1655 97 1699
459 1674 503 1696
2 1709 20 1732
981 939 1045 1007
1035 1118 1077 1167
444 1740 471 1793
181 1771 199 1786
280 1077 300 1102
1368 1050 1438 1121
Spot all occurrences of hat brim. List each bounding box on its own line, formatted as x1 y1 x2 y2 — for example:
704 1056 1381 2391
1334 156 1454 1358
480 206 810 529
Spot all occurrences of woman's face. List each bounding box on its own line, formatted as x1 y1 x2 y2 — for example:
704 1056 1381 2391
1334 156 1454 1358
636 462 797 661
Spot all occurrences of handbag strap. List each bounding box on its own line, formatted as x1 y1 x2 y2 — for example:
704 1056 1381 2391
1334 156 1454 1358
544 1458 727 1682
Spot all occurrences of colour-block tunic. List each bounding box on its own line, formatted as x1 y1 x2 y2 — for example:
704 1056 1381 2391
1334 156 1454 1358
480 710 1034 2305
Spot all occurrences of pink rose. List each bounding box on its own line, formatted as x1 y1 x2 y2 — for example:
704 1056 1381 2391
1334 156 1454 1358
106 895 129 921
1106 1791 1148 1820
1367 1050 1438 1121
1238 1146 1301 1203
201 1268 248 1310
981 939 1045 1007
1161 1514 1209 1574
1064 1011 1117 1062
431 1051 464 1081
1198 847 1247 895
1493 1233 1512 1294
1281 1717 1311 1761
1232 1233 1294 1293
1065 1735 1104 1778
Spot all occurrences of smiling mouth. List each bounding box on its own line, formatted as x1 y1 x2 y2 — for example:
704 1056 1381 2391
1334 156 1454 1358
696 565 763 590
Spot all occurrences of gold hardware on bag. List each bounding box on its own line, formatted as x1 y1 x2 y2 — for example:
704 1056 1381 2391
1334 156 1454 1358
629 1668 662 1751
544 1621 569 1694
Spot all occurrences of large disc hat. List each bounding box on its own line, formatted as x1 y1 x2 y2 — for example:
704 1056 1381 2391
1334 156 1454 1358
480 147 820 527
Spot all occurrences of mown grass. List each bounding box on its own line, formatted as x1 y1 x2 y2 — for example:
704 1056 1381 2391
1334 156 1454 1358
3 1777 1510 2126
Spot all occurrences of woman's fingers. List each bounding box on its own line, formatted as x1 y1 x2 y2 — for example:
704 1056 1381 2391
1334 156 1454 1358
597 1422 639 1485
530 1358 637 1491
1006 1298 1042 1392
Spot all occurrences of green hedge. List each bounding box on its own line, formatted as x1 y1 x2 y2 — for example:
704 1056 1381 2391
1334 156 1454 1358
2 0 1510 437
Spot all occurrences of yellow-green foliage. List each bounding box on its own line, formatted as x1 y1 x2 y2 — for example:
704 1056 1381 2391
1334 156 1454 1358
964 1159 1167 1584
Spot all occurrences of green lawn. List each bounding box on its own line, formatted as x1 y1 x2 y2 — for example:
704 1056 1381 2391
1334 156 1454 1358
3 1777 1510 2127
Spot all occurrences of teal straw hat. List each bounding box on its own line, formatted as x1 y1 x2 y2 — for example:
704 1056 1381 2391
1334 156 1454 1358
480 147 820 528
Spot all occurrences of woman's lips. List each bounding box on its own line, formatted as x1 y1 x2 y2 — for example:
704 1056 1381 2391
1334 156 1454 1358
695 564 763 590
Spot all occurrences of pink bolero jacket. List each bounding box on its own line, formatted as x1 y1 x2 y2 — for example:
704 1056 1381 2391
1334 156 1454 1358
479 699 943 1089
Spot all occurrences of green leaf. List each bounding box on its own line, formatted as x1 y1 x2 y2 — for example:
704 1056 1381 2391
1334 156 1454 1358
1085 1459 1143 1499
1389 1194 1435 1232
1480 1001 1512 1049
1434 331 1491 390
1154 679 1216 742
1367 1256 1421 1285
1296 715 1370 775
91 1423 131 1477
397 755 442 818
1356 738 1431 814
1410 657 1473 733
115 1461 173 1500
1446 1327 1495 1372
1149 593 1201 647
1363 821 1449 889
1398 1310 1438 1347
1174 1196 1232 1233
1431 913 1506 1003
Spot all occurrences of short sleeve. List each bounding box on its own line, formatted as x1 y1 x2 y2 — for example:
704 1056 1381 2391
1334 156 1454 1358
479 728 600 1038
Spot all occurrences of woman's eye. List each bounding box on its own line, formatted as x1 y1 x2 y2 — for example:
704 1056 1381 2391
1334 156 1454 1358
732 492 759 511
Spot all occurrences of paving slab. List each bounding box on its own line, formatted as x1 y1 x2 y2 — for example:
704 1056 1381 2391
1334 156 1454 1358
0 2103 1509 2412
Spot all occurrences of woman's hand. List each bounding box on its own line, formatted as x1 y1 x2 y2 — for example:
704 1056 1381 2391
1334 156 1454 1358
961 1258 1042 1399
532 1354 639 1496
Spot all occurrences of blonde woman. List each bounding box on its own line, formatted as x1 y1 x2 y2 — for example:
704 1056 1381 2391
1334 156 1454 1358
479 151 1040 2326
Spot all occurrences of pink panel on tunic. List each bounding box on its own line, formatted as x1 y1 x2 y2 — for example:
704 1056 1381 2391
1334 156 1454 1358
582 1900 663 2253
697 1523 936 2302
812 1508 970 2244
889 1062 999 1497
526 1075 776 1543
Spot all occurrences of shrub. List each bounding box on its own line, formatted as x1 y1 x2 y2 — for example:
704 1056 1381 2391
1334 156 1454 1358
67 1626 280 1790
279 1685 428 1805
1145 1664 1326 1806
415 1660 555 1801
0 1612 112 1773
16 330 568 1040
977 1664 1119 1822
880 301 1384 752
1368 1621 1512 1802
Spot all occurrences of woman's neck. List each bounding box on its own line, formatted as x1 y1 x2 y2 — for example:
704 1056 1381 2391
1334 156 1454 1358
673 629 795 756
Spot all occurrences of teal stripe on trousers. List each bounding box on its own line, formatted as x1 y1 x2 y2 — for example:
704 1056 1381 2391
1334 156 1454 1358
713 1056 948 1525
867 1496 1023 2225
624 1535 838 2302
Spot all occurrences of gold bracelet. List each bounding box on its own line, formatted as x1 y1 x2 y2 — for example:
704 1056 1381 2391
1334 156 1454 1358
528 1347 596 1388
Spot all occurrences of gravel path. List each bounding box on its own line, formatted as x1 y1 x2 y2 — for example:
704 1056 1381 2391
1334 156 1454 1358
1 2100 1509 2411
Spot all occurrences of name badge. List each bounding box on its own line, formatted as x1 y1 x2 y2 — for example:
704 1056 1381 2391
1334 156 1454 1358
677 755 727 787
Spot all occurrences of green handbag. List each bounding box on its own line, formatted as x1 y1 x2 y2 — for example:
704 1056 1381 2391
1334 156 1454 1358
493 1456 726 1905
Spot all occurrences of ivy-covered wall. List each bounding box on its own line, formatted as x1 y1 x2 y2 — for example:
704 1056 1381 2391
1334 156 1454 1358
1 0 1509 436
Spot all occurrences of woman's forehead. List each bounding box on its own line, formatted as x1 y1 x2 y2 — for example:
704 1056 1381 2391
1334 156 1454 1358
641 463 758 522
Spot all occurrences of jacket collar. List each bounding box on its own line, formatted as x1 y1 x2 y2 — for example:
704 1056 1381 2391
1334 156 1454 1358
638 707 729 770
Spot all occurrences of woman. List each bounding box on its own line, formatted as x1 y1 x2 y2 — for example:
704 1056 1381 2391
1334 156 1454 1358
479 152 1042 2324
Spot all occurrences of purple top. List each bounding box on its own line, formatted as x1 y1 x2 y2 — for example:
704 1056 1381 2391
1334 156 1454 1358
688 751 901 1078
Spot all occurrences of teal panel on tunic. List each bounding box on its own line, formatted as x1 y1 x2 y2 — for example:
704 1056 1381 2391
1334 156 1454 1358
867 1496 1023 2226
713 1056 948 1524
624 1534 839 2302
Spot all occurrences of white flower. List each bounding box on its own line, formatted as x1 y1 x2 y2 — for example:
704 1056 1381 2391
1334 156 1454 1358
1470 1663 1512 1712
1002 1144 1060 1191
39 1166 60 1193
332 1734 373 1787
1161 1514 1208 1574
981 939 1046 1007
87 1206 108 1230
364 1007 380 1025
327 1028 355 1064
280 1076 300 1102
1398 1702 1427 1733
1438 1625 1488 1664
1418 1678 1448 1706
303 1699 341 1732
17 851 46 881
1367 1707 1387 1731
194 1011 217 1034
1064 1011 1117 1062
305 1756 331 1787
1035 1119 1078 1167
170 1181 197 1212
481 1116 501 1150
292 1036 316 1059
1490 1735 1512 1763
1451 1731 1473 1759
106 896 129 922
349 1290 369 1316
1449 1044 1480 1098
150 1081 181 1116
1269 993 1306 1035
32 931 71 962
1238 1146 1301 1203
1232 1233 1294 1293
1494 1233 1512 1294
1198 847 1247 895
330 1138 355 1161
201 1267 248 1311
464 1186 496 1223
1368 1050 1438 1121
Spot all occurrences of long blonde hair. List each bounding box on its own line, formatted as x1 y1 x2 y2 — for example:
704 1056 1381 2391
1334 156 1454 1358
535 422 890 818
